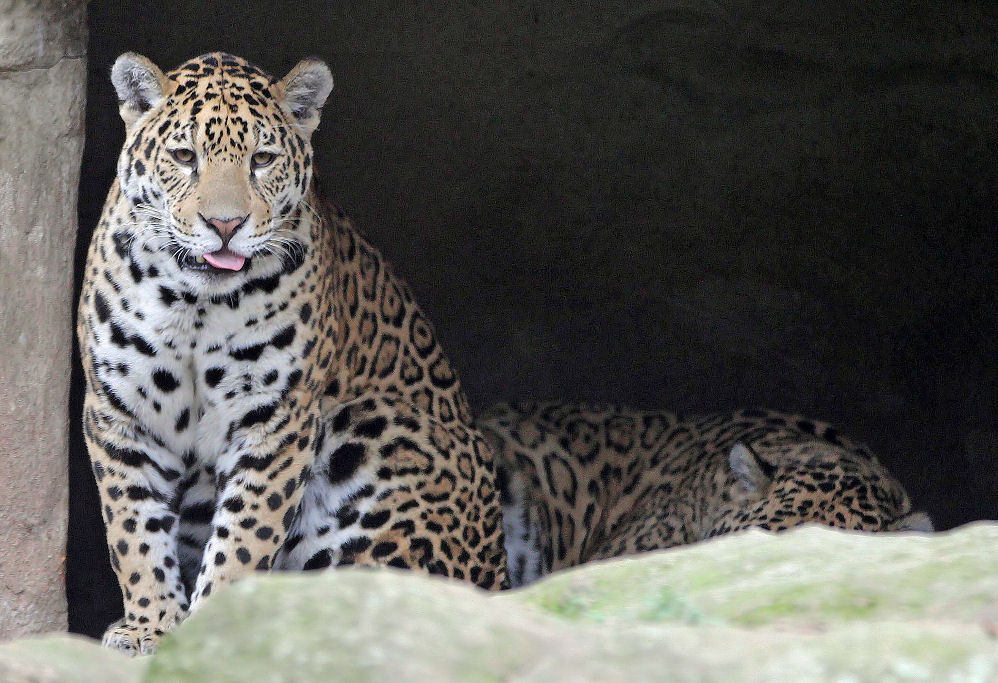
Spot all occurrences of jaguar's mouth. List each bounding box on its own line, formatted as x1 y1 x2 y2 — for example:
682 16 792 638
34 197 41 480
177 248 251 274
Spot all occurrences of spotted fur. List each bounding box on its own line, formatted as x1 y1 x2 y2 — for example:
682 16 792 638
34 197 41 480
480 403 932 587
78 52 507 655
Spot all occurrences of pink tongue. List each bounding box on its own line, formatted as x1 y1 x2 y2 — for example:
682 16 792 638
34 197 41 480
203 249 246 271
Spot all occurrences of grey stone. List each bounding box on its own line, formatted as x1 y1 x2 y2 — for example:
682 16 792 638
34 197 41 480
513 523 998 628
152 524 998 681
0 635 143 683
10 525 996 682
0 0 86 639
0 0 86 70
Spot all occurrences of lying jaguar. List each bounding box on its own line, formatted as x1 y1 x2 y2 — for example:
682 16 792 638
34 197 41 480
479 402 932 586
78 52 507 654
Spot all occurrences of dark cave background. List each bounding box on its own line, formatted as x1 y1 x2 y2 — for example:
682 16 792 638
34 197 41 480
69 1 998 637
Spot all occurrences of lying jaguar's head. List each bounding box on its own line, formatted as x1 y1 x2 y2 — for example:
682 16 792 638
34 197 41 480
706 436 933 538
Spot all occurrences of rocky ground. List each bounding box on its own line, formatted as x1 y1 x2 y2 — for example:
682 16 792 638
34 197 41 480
3 524 996 682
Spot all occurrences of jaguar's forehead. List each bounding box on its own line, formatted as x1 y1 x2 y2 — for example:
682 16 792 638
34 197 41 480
163 53 283 125
157 53 292 156
760 438 878 471
166 52 275 95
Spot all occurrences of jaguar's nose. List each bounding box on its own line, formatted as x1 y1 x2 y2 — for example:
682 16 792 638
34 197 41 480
201 214 248 246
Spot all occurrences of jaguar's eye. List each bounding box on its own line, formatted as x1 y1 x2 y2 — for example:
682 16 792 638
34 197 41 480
251 151 277 169
170 148 196 165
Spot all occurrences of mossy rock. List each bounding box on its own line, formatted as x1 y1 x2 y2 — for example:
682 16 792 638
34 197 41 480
2 524 996 681
512 523 998 628
0 634 144 683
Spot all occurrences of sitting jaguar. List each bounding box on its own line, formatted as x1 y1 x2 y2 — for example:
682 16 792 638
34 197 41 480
77 52 507 654
479 402 932 587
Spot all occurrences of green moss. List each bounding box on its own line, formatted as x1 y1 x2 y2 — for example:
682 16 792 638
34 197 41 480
634 588 714 625
725 582 885 626
524 579 711 625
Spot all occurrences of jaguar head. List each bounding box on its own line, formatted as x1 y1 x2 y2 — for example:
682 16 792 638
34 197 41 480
110 52 333 288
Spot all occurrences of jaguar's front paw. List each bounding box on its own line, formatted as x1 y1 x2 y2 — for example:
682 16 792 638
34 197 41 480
101 607 188 656
101 620 160 656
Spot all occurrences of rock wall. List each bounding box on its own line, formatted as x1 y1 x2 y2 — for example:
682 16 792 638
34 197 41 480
0 0 86 639
6 526 998 681
69 0 996 636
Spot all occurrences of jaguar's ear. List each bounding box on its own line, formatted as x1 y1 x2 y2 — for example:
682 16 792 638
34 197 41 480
729 442 772 495
277 57 334 136
111 52 167 131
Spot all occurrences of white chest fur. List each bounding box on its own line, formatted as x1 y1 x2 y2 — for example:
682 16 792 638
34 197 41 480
88 226 313 465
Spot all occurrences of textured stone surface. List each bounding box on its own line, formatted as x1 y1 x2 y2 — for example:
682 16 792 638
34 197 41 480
0 1 86 70
0 0 86 639
515 523 998 627
0 635 141 683
6 525 997 681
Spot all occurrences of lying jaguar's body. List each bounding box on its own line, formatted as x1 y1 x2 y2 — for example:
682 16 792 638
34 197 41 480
480 402 932 586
